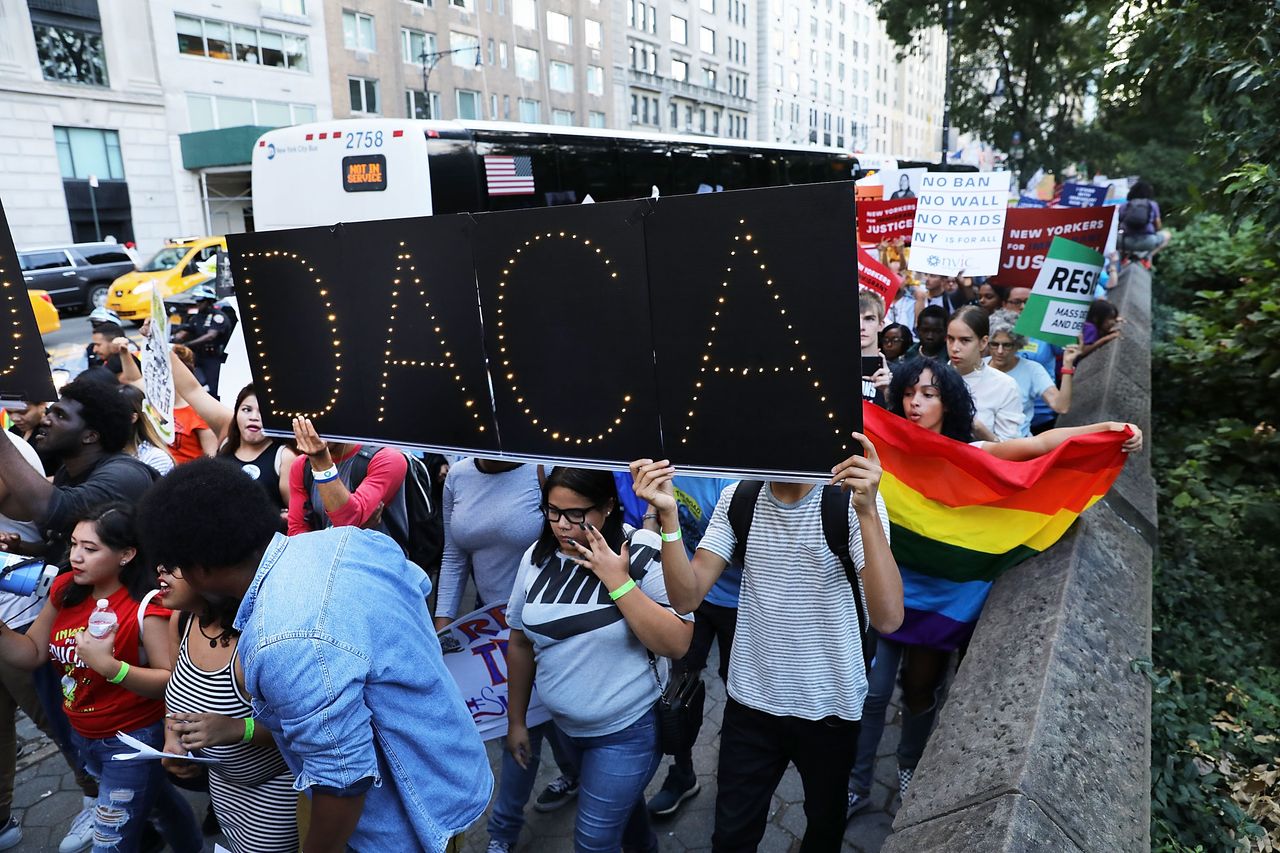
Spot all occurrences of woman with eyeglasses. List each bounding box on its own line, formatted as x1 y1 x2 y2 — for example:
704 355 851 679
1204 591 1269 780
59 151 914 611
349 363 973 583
505 468 693 853
0 503 201 853
430 459 580 853
985 309 1078 437
156 563 299 853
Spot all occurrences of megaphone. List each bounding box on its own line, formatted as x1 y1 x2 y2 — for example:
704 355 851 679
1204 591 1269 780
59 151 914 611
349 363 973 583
0 554 58 599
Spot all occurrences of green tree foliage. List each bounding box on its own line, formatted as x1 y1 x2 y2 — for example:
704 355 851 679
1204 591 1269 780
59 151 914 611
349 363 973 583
873 0 1115 172
1148 218 1280 850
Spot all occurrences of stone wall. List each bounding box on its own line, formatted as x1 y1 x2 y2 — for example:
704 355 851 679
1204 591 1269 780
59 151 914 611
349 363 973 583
883 263 1156 852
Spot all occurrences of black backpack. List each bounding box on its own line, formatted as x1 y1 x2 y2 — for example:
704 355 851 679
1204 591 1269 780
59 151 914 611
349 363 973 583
1121 198 1152 231
304 448 445 575
727 481 876 674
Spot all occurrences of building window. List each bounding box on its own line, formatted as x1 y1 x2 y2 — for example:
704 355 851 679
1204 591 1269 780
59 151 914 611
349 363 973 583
34 25 108 87
587 64 605 96
699 107 706 132
175 15 308 70
518 98 540 123
515 46 539 80
503 95 511 117
549 61 574 92
450 32 480 65
187 93 314 130
499 41 508 67
700 0 714 12
264 0 308 13
712 111 719 134
670 15 687 45
456 89 481 119
348 77 379 113
342 12 376 51
402 29 437 64
53 127 123 180
703 66 716 88
513 0 536 29
669 102 678 127
671 58 688 82
585 19 603 49
552 109 574 126
546 11 572 44
406 89 441 119
699 26 714 54
589 111 606 128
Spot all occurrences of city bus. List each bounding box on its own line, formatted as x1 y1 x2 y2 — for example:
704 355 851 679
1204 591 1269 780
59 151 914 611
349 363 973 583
250 118 862 231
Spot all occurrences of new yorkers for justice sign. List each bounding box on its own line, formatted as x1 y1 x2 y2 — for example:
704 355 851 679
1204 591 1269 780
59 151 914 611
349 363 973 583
228 182 862 481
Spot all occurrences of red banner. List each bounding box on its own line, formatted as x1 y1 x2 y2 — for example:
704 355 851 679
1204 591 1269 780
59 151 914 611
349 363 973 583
996 207 1115 287
857 198 918 245
857 244 902 307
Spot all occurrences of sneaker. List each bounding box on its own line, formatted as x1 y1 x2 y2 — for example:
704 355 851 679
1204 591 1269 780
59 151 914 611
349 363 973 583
897 766 914 800
1139 257 1153 270
485 840 513 853
646 765 700 817
0 817 22 851
534 775 580 813
845 789 871 821
57 797 94 853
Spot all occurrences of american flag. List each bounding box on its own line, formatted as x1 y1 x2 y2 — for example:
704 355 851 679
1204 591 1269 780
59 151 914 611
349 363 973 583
484 155 536 196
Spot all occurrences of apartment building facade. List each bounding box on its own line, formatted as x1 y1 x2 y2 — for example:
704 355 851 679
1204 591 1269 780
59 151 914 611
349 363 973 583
615 0 754 138
323 0 614 128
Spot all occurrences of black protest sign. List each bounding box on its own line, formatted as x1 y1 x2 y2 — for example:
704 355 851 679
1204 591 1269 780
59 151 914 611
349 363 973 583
230 181 859 480
646 183 861 478
0 200 56 403
473 200 659 463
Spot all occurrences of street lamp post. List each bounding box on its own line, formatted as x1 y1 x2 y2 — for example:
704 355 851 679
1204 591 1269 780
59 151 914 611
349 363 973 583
419 46 483 119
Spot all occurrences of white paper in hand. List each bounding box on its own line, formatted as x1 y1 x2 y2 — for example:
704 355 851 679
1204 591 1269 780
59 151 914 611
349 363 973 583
111 730 217 764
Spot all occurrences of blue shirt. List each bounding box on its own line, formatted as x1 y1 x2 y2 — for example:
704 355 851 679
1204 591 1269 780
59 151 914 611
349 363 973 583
235 529 492 853
1017 337 1062 424
984 356 1054 437
614 473 742 608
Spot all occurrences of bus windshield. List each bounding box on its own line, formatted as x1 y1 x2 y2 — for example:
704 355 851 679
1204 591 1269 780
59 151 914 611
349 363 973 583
140 246 188 272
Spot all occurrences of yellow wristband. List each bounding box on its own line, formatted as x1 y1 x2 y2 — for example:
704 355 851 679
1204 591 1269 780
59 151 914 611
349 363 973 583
608 579 637 601
242 717 255 743
108 662 129 684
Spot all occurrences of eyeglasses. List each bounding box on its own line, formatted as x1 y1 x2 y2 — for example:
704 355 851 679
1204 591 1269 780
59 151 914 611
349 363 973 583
1006 298 1028 307
541 504 596 524
156 565 184 578
989 341 1020 350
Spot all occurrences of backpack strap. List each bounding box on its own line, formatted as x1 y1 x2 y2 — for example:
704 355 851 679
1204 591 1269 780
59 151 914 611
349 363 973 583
136 588 162 667
303 446 377 530
820 485 876 674
728 481 765 567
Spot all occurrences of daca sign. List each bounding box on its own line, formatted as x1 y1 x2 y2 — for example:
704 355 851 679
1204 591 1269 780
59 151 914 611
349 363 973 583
229 182 862 481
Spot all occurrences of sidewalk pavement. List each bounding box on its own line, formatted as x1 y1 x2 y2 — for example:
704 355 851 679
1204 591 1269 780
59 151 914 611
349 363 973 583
13 649 903 852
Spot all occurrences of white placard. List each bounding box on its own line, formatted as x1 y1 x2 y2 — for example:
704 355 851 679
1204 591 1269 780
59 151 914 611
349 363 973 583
140 288 175 444
908 172 1008 277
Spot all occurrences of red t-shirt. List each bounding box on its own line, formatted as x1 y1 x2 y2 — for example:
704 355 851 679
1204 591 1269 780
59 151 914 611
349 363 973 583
170 405 209 465
48 575 172 739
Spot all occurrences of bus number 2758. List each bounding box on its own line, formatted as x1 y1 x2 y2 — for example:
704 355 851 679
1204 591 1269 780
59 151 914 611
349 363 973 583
346 131 384 150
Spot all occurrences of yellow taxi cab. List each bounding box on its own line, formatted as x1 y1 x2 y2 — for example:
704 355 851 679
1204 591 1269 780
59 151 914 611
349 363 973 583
106 236 226 322
28 290 60 335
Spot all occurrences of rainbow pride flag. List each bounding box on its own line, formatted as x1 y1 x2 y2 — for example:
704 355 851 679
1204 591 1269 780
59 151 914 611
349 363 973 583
0 410 10 433
863 405 1130 650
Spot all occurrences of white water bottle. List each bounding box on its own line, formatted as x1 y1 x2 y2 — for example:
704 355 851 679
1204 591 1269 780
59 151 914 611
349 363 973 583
87 599 117 639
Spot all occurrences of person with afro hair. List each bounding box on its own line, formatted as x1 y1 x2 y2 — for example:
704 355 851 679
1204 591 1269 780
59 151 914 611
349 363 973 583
137 459 492 853
0 378 157 566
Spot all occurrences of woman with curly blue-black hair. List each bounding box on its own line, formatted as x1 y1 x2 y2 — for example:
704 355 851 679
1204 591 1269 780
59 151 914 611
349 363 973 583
846 358 1144 819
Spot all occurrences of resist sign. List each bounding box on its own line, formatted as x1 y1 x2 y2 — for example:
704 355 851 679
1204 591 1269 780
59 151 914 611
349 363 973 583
1014 237 1103 346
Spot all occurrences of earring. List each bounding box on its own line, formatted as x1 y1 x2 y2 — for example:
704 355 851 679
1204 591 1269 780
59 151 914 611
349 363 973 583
120 559 128 566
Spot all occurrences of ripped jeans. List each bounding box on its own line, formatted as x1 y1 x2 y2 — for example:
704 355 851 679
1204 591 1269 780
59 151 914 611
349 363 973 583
70 721 202 853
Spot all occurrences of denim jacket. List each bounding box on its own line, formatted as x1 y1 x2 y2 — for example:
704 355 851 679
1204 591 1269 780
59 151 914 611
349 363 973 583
235 529 492 852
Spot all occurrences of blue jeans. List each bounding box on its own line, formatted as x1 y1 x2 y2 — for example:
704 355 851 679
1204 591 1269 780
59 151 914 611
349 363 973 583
487 719 579 844
559 707 661 853
71 721 202 853
848 636 943 794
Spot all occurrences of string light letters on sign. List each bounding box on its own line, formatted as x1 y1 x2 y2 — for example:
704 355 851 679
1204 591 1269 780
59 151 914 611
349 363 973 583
228 181 860 480
0 198 57 402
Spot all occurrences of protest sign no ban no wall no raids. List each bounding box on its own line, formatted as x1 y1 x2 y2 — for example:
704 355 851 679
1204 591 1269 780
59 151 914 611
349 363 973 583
1014 237 1104 347
908 172 1008 277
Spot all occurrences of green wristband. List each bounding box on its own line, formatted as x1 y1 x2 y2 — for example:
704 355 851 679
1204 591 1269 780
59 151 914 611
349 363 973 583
608 579 637 601
108 661 129 684
242 717 255 743
660 528 682 543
